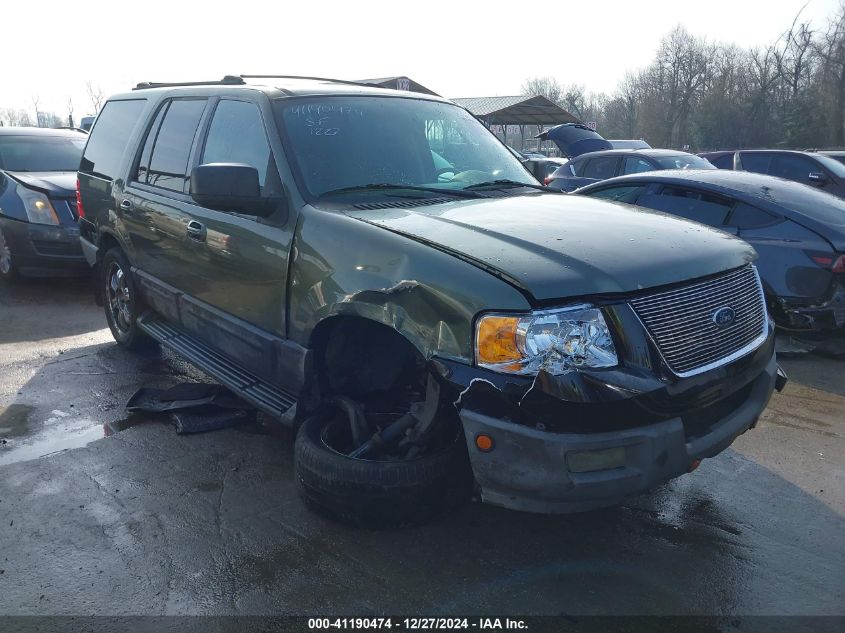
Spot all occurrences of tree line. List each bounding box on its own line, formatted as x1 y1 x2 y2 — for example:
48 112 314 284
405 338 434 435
0 82 104 129
523 2 845 151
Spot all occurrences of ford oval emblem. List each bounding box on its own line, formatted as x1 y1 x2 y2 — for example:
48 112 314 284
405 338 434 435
712 306 736 327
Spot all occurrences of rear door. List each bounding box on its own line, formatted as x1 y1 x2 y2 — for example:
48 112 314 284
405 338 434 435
122 97 209 313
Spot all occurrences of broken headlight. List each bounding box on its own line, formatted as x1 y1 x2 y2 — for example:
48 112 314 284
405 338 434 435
475 305 618 375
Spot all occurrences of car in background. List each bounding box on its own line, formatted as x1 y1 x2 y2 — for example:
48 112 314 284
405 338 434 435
80 116 96 132
609 139 651 150
699 149 845 200
523 156 569 183
545 149 714 191
576 170 845 342
817 150 845 167
0 128 88 281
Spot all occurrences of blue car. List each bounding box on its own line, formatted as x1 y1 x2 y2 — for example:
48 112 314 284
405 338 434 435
537 123 714 192
0 127 88 280
576 170 845 341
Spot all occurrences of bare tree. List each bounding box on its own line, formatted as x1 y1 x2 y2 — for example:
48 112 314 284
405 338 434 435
521 77 562 104
86 81 104 113
31 95 41 127
814 1 845 144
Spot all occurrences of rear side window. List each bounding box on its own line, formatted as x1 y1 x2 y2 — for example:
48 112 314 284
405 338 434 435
138 99 207 192
638 187 734 226
201 100 271 187
726 202 779 228
710 154 734 170
739 153 771 174
584 185 646 204
80 99 146 179
582 156 618 180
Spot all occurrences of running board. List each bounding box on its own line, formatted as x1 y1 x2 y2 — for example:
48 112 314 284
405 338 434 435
137 314 296 419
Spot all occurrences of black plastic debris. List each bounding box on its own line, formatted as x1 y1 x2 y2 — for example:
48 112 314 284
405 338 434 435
125 383 255 434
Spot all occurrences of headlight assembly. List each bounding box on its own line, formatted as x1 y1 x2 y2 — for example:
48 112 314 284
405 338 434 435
475 305 618 375
18 185 59 225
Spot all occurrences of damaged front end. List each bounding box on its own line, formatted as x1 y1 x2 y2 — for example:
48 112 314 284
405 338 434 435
431 271 785 514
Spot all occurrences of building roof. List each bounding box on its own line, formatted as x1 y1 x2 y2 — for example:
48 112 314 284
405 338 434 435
451 95 580 125
357 76 440 96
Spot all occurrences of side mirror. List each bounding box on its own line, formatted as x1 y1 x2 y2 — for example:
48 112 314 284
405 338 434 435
808 171 828 186
190 163 280 217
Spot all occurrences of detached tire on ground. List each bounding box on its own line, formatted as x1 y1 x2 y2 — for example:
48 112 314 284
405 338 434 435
294 408 474 528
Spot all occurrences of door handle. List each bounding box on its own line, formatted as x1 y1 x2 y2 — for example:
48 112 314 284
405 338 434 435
186 220 206 242
119 199 132 212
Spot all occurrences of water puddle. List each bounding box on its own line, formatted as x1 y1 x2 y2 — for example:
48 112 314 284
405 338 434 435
0 405 149 467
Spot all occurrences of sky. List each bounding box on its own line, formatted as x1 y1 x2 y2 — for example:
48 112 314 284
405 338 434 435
1 0 840 121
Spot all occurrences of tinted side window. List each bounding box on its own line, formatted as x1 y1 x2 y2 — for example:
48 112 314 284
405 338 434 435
739 153 771 174
135 104 168 184
637 187 734 226
201 100 271 187
584 185 646 204
582 156 618 180
146 99 207 192
769 154 819 183
710 154 734 170
622 156 654 175
80 99 147 179
726 202 779 228
572 158 587 176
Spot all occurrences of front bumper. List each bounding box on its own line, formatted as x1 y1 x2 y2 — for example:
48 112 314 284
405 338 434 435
441 313 782 514
1 218 88 277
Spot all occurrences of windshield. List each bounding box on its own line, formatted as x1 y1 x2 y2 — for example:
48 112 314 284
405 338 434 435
815 154 845 178
0 135 86 172
274 96 535 198
653 154 715 170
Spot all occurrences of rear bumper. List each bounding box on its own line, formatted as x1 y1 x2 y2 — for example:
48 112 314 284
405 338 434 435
1 218 88 277
457 347 780 514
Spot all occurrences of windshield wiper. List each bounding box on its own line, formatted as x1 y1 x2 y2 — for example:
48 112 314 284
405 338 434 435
321 183 482 199
462 179 554 192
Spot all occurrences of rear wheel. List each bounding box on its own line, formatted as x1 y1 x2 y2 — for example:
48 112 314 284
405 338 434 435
102 247 153 350
0 229 18 282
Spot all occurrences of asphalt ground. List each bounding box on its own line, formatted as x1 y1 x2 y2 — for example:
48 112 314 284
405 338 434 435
0 278 842 626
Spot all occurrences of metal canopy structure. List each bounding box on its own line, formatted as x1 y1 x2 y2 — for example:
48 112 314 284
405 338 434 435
451 95 580 126
357 76 440 96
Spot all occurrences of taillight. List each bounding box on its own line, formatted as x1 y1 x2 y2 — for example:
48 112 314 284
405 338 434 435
808 252 845 273
543 176 553 186
75 178 86 219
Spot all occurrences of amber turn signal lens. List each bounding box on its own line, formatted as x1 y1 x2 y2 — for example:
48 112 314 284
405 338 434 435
476 315 522 365
475 434 495 452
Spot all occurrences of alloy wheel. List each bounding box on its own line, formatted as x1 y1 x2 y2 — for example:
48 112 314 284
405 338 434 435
105 261 133 334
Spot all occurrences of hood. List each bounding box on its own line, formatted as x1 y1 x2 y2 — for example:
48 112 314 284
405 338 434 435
4 171 76 197
536 123 612 158
348 195 756 302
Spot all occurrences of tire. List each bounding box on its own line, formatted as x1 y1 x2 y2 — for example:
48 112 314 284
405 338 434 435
101 247 154 350
294 407 473 528
0 228 18 282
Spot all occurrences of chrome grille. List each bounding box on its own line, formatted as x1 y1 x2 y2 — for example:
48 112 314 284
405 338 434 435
630 266 767 376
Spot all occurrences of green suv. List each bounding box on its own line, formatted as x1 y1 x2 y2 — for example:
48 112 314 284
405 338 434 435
77 75 785 525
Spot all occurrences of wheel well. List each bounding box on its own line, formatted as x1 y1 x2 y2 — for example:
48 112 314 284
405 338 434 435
97 233 122 263
310 316 427 402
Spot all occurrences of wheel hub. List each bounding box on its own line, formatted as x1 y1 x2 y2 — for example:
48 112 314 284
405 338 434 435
106 263 132 332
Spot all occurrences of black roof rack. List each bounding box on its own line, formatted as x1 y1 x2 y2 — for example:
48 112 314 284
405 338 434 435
239 74 378 89
133 75 245 90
